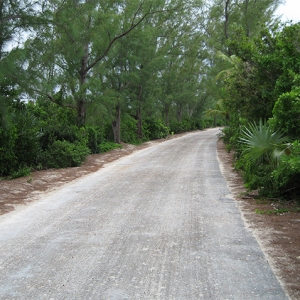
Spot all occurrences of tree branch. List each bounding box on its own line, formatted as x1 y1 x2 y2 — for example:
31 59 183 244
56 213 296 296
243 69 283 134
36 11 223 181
47 94 78 110
27 86 78 110
0 14 22 24
86 7 175 73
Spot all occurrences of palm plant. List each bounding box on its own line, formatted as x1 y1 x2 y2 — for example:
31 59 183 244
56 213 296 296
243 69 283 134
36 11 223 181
239 119 290 165
205 99 228 126
215 51 242 81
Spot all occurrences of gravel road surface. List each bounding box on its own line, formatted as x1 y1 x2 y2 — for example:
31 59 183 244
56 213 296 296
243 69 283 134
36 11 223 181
0 128 288 299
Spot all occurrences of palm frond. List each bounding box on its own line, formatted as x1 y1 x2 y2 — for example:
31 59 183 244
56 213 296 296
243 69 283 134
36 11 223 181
239 119 290 164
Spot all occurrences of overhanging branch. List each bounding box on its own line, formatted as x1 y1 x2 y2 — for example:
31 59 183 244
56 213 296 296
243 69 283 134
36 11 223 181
86 7 177 73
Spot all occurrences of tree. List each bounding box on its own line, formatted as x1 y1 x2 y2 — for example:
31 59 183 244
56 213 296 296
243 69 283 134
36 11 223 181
20 0 181 127
204 0 281 55
0 0 48 125
0 0 47 58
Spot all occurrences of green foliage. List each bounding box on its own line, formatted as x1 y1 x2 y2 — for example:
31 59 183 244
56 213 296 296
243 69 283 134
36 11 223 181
235 120 291 196
255 208 290 215
85 126 105 154
13 107 41 168
219 23 300 199
239 119 290 164
121 114 139 144
39 125 87 150
236 158 274 196
272 83 300 138
0 0 283 178
220 115 247 152
169 119 198 134
0 101 40 176
205 99 228 127
144 118 170 139
99 142 122 153
219 24 300 141
42 140 90 169
271 140 300 198
10 167 31 179
0 125 18 176
86 126 99 154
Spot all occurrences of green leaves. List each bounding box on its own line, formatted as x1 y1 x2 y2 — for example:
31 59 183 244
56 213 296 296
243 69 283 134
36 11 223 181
239 119 290 164
272 83 300 138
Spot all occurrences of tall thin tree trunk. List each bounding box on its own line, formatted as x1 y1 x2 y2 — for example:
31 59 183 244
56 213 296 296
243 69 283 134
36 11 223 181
77 99 86 127
0 0 5 59
77 43 89 126
136 85 143 140
164 104 170 127
177 104 183 122
224 0 231 56
244 0 250 37
112 104 121 144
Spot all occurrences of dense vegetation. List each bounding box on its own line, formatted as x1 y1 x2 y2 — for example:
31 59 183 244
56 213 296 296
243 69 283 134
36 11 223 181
218 22 300 200
2 0 298 200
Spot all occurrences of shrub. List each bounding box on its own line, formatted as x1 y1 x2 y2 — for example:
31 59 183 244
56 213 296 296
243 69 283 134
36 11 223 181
13 110 41 168
42 140 90 168
99 141 122 153
272 85 300 138
10 167 31 179
272 140 300 198
39 125 87 150
239 119 290 164
86 126 105 154
236 119 290 196
169 119 197 134
0 107 41 177
144 118 170 140
0 126 17 176
236 157 274 196
121 114 139 144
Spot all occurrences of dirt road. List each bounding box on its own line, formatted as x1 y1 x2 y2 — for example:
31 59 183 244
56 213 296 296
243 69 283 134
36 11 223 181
0 128 288 299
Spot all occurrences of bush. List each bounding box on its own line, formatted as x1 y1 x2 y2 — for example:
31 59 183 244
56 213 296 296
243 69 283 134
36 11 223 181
272 140 300 198
235 119 290 197
13 110 41 168
144 118 170 140
99 141 122 153
42 140 90 168
86 126 104 154
10 167 31 179
121 114 139 144
272 85 300 138
39 125 80 150
236 157 274 196
0 126 17 176
0 106 41 177
169 119 197 134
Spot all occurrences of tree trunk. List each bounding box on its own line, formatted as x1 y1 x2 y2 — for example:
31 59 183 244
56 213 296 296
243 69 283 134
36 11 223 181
177 104 183 122
136 106 142 140
244 0 250 37
77 43 89 126
136 85 143 140
112 104 121 144
0 0 4 59
224 0 231 56
164 104 170 127
77 99 86 127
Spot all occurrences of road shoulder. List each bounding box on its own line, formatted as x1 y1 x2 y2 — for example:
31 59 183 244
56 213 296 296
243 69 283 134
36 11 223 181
216 139 300 300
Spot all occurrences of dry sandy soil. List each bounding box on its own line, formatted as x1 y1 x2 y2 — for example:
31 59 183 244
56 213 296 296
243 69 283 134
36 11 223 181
0 131 299 299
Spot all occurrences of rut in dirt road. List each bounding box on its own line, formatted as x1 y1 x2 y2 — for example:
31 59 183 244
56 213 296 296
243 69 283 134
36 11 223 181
0 128 288 299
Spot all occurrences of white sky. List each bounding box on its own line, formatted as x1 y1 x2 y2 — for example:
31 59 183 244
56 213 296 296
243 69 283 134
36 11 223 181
275 0 300 23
